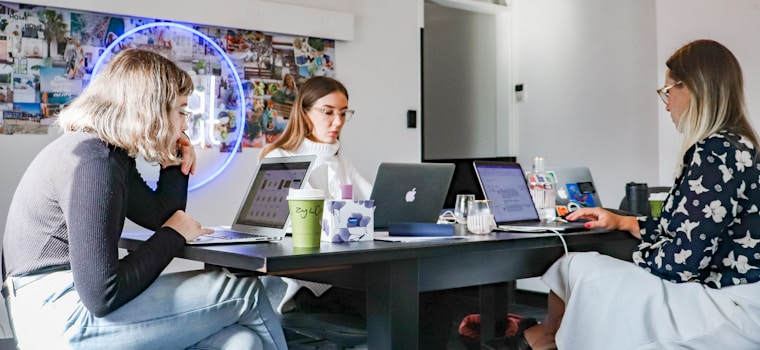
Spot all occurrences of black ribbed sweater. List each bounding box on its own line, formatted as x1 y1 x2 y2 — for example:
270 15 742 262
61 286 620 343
3 132 187 317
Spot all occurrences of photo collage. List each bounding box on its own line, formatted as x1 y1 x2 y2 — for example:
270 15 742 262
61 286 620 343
0 1 337 153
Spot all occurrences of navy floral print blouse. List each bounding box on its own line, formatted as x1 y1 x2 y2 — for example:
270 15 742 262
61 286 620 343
633 131 760 288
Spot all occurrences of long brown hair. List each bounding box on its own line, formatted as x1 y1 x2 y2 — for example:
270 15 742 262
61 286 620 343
667 39 759 158
259 76 349 159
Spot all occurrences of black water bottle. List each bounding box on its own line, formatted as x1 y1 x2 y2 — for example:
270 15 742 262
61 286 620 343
625 182 650 216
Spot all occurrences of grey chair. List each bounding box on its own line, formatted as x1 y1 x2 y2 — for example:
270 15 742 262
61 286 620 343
2 253 19 350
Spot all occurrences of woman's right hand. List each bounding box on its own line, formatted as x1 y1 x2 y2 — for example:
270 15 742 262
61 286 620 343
176 133 197 175
162 210 213 242
566 207 641 239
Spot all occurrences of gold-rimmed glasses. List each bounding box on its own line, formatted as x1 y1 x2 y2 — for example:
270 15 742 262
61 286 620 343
310 107 355 123
656 81 683 104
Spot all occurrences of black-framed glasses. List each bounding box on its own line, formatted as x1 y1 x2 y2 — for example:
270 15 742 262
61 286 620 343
311 107 355 123
656 81 683 104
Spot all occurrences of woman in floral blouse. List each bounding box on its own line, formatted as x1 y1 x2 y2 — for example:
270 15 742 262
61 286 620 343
485 39 760 350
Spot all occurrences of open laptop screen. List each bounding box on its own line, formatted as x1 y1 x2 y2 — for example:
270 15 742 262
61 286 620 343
423 156 516 208
552 166 602 210
474 162 540 223
234 160 311 228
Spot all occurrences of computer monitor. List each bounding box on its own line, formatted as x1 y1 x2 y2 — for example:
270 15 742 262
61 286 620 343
422 156 516 209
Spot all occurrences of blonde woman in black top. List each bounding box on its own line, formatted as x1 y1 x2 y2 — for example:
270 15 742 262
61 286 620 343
3 49 287 349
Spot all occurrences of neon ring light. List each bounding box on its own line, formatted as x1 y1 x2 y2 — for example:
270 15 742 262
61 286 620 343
92 22 245 191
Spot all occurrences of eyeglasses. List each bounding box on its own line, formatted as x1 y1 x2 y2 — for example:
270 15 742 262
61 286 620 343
310 107 355 123
656 81 683 104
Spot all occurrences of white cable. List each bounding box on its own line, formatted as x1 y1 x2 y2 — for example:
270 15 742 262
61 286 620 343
437 210 457 224
546 228 568 257
545 228 572 299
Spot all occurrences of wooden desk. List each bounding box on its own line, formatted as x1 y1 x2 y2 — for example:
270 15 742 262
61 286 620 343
120 227 638 349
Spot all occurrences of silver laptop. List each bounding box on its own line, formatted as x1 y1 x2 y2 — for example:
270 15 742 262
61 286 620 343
370 162 455 230
551 166 602 215
473 161 589 233
189 155 315 245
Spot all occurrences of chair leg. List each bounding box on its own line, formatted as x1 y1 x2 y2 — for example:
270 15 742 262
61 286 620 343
3 300 18 350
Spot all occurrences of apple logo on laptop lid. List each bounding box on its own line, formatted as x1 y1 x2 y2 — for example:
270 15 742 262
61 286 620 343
405 188 416 202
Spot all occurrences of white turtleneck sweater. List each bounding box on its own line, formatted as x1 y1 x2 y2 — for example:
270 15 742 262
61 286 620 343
264 138 373 313
265 138 372 200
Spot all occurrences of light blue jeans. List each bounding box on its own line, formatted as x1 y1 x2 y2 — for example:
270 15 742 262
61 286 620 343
7 269 287 349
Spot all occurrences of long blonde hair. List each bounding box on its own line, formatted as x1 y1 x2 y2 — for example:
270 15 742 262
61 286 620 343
668 39 759 159
259 76 348 159
56 49 194 165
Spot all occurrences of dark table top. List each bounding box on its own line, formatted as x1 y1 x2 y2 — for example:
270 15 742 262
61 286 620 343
121 225 638 280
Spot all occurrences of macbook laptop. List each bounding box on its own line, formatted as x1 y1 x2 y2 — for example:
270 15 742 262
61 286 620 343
551 166 602 216
189 155 315 245
473 161 589 233
423 156 516 208
370 162 455 230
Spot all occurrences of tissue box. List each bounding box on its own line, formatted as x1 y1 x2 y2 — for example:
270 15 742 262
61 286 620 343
321 199 375 242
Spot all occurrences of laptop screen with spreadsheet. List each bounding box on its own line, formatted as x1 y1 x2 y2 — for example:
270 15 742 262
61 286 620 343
473 161 541 224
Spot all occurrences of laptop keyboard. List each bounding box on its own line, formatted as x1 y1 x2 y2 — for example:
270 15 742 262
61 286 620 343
207 230 265 240
496 221 588 233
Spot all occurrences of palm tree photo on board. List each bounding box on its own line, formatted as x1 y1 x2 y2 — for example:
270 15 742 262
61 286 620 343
38 9 67 66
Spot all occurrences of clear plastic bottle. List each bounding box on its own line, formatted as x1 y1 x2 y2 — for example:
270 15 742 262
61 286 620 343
527 157 557 222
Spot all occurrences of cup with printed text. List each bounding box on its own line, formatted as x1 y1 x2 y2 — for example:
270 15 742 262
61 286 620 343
287 188 325 248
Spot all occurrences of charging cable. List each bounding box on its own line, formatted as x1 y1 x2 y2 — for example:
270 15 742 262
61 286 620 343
437 210 457 224
545 228 573 297
546 228 568 256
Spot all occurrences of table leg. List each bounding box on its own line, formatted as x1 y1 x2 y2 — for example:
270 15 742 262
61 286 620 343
479 281 513 346
366 259 419 349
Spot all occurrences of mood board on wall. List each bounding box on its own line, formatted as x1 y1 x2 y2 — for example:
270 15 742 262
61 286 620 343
0 1 337 154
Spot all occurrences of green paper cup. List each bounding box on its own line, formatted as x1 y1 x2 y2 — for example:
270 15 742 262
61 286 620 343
287 188 325 248
649 192 668 217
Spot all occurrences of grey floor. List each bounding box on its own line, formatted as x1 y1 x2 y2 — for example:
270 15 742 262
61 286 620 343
287 338 367 350
284 288 548 350
0 339 15 350
0 289 547 350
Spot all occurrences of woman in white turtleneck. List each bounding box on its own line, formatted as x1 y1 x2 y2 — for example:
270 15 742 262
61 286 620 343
260 76 371 200
259 76 371 316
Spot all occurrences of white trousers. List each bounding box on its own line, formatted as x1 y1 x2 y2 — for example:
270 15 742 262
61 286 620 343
542 252 760 350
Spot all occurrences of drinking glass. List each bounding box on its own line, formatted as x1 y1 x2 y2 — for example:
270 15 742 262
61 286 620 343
466 200 495 234
453 194 476 224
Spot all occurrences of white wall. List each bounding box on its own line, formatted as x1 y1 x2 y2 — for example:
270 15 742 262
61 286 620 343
423 0 760 208
510 0 760 294
0 0 423 338
510 0 658 294
0 0 422 233
5 0 760 339
423 3 499 159
187 0 425 226
655 0 760 185
511 0 659 208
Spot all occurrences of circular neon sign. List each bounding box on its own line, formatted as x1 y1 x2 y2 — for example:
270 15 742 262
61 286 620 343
92 22 245 191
